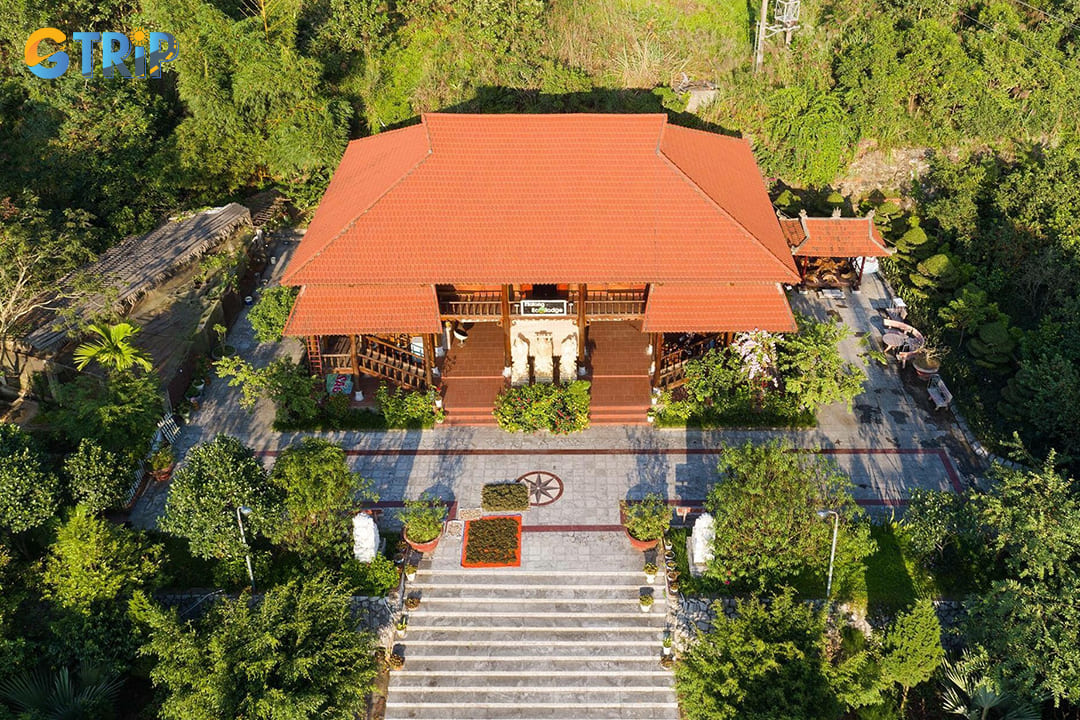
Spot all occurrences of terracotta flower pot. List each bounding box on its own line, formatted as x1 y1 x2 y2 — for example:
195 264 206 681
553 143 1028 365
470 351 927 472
913 354 941 380
624 526 659 551
403 527 441 554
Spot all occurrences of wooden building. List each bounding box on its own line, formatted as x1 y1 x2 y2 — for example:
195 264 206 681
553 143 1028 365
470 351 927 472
281 114 883 422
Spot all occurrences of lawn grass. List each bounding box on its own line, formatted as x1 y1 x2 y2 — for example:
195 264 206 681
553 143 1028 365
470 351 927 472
670 523 948 614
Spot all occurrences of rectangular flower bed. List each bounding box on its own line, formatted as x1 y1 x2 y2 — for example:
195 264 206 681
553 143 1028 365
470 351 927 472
462 516 522 568
481 482 531 512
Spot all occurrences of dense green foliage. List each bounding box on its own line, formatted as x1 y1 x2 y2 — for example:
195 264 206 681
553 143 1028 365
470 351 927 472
215 355 321 426
62 439 130 514
0 424 58 535
247 286 298 344
703 442 875 595
493 380 590 433
46 372 163 462
481 483 531 512
268 438 376 561
676 589 945 720
375 383 442 428
655 318 863 427
134 573 377 720
159 436 281 563
904 457 1080 706
676 589 839 720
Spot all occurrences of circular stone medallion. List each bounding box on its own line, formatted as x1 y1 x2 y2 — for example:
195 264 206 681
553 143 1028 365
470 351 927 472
516 471 564 507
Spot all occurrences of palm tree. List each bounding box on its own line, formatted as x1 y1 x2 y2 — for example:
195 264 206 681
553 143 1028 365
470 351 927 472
72 322 153 373
940 653 1041 720
0 664 122 719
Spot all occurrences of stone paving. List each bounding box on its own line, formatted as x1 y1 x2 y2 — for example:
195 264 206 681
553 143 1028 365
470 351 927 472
130 269 979 530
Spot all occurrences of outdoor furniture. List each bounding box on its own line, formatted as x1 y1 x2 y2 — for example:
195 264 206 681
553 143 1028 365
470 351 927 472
883 319 925 366
927 375 953 410
882 332 906 353
887 296 908 321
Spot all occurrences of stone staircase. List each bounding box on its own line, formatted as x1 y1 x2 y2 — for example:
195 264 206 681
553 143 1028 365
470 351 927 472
385 565 678 720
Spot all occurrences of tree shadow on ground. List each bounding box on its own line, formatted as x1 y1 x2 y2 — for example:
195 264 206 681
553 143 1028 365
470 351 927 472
384 87 743 137
864 523 917 614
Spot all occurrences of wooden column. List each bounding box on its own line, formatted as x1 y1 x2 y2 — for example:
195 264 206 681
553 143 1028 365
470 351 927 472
349 335 359 377
576 283 588 361
651 333 663 388
501 284 512 368
855 257 865 290
422 333 434 388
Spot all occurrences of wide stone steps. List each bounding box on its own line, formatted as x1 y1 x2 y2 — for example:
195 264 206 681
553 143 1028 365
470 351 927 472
382 703 679 720
385 564 678 720
406 611 666 629
391 670 673 688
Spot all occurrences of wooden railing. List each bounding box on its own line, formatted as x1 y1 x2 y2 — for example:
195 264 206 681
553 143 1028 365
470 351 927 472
356 336 426 390
657 336 716 390
440 289 647 319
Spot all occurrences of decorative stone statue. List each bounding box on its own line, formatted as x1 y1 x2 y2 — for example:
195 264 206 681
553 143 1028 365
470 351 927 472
352 512 378 562
689 512 715 577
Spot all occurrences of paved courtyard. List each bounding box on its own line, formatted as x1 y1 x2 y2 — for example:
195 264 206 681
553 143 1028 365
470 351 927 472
130 269 979 530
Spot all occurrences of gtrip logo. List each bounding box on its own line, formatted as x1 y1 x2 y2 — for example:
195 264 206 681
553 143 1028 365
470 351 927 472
24 27 178 80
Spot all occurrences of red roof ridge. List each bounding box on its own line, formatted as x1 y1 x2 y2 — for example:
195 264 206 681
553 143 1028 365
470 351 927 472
656 137 799 282
282 124 433 284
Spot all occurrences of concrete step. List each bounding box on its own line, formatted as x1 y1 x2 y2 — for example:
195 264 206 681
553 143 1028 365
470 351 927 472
408 587 662 602
410 597 664 614
384 700 678 720
406 611 667 629
401 644 661 661
389 669 673 689
403 626 665 643
410 569 652 586
385 689 677 704
397 656 668 673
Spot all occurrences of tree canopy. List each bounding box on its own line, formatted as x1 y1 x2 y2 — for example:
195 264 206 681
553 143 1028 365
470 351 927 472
134 573 377 720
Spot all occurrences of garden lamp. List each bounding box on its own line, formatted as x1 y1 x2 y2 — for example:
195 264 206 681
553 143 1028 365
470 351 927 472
236 505 255 590
816 509 839 602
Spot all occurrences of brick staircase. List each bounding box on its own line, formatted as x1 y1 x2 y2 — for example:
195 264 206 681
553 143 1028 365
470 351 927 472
385 566 678 720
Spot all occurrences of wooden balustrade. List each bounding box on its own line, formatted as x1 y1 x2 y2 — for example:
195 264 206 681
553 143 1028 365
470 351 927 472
440 289 645 320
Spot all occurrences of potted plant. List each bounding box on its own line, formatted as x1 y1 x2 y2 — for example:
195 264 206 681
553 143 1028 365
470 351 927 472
148 446 176 481
660 654 674 669
913 345 944 380
667 569 680 584
662 636 673 656
662 535 673 552
405 596 421 611
211 323 236 360
395 617 408 639
667 580 680 599
639 593 654 613
622 493 671 551
387 652 405 670
398 494 447 553
404 564 418 582
644 562 657 584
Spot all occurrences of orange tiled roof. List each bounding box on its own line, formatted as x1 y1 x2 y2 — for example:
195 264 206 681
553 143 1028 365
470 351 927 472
643 283 796 333
283 114 799 287
781 215 892 258
284 285 440 336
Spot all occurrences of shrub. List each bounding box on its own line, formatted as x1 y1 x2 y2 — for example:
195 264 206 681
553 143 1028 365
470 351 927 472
342 553 398 596
492 381 590 433
247 286 297 343
481 483 530 512
463 517 520 566
375 384 441 428
622 493 671 542
0 423 59 534
63 439 130 514
397 494 447 544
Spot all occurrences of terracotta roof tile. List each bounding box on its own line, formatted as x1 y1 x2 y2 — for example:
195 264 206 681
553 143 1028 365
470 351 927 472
784 216 892 258
284 285 440 336
284 114 799 286
644 283 796 333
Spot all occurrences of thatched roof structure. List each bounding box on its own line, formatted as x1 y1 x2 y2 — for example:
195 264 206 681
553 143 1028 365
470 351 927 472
23 204 251 354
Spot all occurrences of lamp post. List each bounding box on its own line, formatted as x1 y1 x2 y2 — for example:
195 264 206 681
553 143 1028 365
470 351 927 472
816 509 839 601
236 505 255 590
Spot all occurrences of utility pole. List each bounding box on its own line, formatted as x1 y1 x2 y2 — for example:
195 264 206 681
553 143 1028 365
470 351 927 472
754 0 769 73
